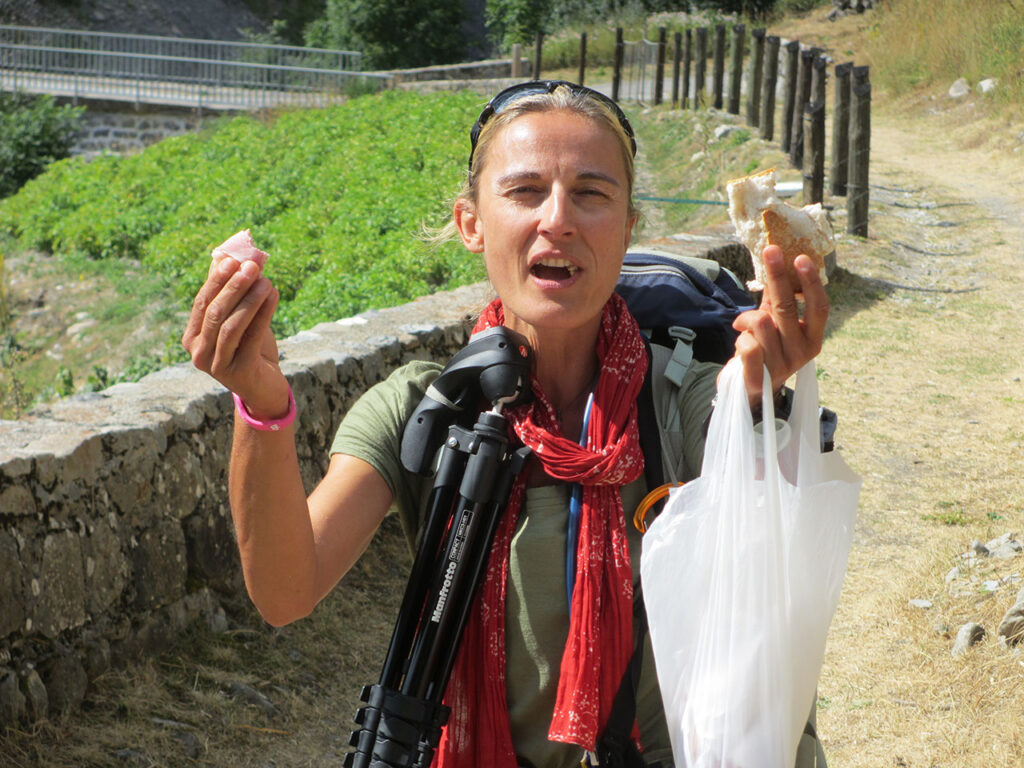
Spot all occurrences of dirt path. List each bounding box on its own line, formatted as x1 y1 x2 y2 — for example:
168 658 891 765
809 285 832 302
812 99 1024 766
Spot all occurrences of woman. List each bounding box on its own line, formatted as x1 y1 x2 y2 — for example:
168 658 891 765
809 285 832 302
182 81 829 768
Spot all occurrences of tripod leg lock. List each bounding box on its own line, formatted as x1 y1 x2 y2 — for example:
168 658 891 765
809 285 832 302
345 684 451 768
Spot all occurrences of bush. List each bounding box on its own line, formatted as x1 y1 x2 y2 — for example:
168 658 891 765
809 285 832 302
0 92 84 199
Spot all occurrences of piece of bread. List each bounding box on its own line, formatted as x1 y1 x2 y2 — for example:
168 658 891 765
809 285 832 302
211 229 269 270
726 168 834 292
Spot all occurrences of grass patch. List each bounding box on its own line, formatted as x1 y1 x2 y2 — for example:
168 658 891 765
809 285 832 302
868 0 1024 105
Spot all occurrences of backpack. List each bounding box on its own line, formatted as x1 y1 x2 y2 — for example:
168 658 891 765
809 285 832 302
617 246 755 366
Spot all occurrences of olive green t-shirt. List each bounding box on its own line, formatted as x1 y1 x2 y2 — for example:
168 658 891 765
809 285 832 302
332 358 719 768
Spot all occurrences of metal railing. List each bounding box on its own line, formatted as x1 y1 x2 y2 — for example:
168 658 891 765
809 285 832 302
0 25 390 110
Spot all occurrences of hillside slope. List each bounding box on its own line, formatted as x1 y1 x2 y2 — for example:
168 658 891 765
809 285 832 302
0 0 266 40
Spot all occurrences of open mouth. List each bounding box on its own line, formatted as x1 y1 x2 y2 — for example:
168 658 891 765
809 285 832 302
530 258 579 282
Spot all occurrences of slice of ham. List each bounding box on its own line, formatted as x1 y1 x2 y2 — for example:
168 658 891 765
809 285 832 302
211 229 269 270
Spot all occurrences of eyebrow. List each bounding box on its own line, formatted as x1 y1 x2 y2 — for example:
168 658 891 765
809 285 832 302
494 170 622 188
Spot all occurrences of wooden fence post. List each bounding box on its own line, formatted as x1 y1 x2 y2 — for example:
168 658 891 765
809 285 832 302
728 23 745 115
847 65 871 236
578 31 587 86
746 27 765 127
694 27 707 109
612 27 623 102
712 24 726 109
682 28 692 109
811 53 827 106
780 40 800 152
532 30 543 80
672 31 682 107
803 100 826 204
760 34 780 141
790 47 815 168
655 26 667 105
831 62 853 195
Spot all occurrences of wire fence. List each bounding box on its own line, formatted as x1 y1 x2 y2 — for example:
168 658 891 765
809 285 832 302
0 25 390 110
618 37 661 104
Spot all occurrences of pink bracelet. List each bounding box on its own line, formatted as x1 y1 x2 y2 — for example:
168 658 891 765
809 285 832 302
232 388 296 432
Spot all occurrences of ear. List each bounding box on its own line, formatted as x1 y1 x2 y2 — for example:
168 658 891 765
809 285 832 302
454 199 485 254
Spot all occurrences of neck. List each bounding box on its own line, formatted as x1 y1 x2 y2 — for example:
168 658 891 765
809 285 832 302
515 322 600 418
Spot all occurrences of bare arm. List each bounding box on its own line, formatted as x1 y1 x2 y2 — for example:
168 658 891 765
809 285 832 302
183 255 391 626
229 430 391 626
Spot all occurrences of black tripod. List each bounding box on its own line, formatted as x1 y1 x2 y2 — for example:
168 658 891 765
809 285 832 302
344 326 533 768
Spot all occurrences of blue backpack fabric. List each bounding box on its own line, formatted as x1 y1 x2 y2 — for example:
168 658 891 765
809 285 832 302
616 248 756 365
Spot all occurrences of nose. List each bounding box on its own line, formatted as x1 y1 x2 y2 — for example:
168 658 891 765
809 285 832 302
538 186 576 239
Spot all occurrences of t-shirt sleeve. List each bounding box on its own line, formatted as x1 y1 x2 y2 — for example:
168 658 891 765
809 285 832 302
330 360 442 547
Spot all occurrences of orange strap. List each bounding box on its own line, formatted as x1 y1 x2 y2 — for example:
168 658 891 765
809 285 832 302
632 482 685 533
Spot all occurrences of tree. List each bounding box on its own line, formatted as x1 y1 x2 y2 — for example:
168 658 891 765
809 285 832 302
304 0 466 69
485 0 553 48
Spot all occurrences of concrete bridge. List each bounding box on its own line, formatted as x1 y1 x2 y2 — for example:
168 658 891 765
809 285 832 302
0 24 390 111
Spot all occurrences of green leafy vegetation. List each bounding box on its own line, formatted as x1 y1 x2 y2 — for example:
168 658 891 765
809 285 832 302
0 92 84 199
0 89 489 341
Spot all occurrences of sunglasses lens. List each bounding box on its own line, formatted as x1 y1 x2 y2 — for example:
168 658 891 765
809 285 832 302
489 83 552 114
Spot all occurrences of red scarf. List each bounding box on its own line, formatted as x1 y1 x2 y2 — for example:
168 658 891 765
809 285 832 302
437 292 648 766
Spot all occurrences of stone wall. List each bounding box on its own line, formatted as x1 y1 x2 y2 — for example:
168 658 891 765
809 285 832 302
0 282 492 725
72 108 205 158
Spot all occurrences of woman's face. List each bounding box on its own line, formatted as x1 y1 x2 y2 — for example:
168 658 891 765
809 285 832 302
456 109 636 343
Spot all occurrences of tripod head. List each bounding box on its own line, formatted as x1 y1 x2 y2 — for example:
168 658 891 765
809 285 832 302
401 326 532 476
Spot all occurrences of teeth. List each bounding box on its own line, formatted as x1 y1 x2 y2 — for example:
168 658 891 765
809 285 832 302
536 258 579 276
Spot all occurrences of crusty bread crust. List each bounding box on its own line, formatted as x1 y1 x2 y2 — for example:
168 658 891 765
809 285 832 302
727 168 834 292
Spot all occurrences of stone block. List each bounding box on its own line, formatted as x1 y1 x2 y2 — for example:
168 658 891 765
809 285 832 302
0 668 26 726
184 510 241 595
0 531 26 638
131 520 187 610
33 532 87 638
0 456 32 478
19 666 48 723
157 441 204 519
84 519 128 615
39 648 88 714
0 483 36 517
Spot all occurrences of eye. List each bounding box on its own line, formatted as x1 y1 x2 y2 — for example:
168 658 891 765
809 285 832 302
576 186 611 200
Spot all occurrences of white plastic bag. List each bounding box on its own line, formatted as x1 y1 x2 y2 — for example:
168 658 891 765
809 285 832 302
641 359 860 768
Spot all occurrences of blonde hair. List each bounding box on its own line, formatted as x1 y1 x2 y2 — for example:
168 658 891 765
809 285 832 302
428 85 639 245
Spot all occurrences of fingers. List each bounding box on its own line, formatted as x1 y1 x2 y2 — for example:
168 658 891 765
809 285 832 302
760 246 801 336
232 282 280 374
794 254 829 356
729 249 830 397
183 256 239 352
734 330 766 406
182 257 274 380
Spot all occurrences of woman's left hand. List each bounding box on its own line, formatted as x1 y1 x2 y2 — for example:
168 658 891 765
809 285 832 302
730 245 830 407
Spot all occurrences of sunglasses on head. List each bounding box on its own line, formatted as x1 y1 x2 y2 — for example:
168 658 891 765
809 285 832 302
468 80 637 169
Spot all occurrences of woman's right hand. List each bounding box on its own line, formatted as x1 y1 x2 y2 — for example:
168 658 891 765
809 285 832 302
181 256 290 419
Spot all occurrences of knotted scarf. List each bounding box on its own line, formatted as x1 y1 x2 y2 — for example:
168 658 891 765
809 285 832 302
437 292 649 766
